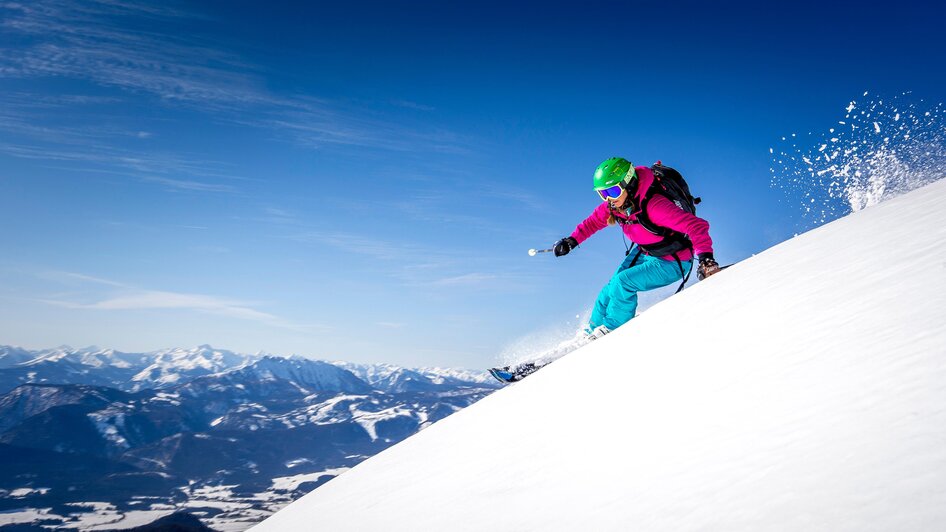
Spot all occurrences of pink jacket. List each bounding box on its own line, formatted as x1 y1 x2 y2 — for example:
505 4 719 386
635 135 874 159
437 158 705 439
570 166 713 262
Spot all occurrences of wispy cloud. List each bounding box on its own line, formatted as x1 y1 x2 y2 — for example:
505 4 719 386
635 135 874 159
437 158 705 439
285 229 533 293
0 139 246 194
288 231 432 262
391 99 436 112
253 207 304 226
0 2 261 105
430 273 498 286
38 270 287 325
141 176 236 193
246 106 471 154
52 271 129 288
0 0 473 160
48 290 277 322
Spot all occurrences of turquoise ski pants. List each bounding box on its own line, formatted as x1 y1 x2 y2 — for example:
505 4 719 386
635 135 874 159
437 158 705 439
589 250 691 331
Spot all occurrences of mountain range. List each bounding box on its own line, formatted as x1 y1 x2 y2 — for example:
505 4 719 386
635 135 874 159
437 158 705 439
0 345 498 531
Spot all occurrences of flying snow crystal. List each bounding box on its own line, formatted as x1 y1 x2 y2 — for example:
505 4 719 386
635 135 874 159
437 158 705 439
771 92 946 228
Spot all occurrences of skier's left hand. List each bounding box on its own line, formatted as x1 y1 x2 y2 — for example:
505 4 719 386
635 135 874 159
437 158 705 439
697 254 721 281
553 236 579 257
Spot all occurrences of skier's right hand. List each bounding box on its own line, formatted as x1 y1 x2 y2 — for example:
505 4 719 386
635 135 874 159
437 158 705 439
553 236 579 257
697 254 721 280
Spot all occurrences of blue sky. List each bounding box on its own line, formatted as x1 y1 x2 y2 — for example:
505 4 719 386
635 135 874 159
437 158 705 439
1 1 943 368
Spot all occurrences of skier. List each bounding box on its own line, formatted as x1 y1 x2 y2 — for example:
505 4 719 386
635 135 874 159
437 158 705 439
488 157 721 383
554 157 720 340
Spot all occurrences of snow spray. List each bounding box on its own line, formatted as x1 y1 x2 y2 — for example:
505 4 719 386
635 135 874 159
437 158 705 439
497 310 593 367
771 91 946 229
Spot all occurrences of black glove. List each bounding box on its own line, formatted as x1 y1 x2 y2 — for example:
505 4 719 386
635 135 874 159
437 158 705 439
697 253 720 281
553 236 579 257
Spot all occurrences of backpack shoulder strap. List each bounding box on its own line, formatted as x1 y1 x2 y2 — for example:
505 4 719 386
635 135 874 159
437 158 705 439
635 185 695 258
636 188 672 237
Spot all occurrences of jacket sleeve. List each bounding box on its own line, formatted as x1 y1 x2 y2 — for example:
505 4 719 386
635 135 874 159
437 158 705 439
646 195 714 256
569 201 611 244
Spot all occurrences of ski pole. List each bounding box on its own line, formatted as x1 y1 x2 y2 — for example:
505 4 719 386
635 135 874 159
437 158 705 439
528 248 554 256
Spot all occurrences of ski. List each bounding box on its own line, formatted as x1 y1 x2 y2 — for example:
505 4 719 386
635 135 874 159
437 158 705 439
488 362 542 383
487 326 611 384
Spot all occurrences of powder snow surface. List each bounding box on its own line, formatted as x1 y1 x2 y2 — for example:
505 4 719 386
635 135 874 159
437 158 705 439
253 180 946 531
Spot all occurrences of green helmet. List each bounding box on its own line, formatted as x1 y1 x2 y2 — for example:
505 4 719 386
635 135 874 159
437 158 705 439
593 157 636 191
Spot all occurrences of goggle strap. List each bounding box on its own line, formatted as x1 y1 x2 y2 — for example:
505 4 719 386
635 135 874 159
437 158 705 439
622 167 637 188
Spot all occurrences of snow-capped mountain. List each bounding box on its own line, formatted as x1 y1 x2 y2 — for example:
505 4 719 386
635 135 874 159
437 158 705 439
0 347 498 530
241 356 373 394
253 179 946 531
0 345 493 396
0 346 37 368
0 345 259 394
0 384 131 434
128 345 259 390
335 362 495 393
416 366 497 386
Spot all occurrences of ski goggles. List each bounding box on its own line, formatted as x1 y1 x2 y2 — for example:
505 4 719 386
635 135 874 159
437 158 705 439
596 184 624 201
595 169 638 201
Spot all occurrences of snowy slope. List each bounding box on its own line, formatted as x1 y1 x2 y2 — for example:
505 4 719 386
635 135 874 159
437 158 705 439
253 179 946 532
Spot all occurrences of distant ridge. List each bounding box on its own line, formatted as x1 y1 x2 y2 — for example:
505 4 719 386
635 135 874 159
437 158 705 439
0 345 493 394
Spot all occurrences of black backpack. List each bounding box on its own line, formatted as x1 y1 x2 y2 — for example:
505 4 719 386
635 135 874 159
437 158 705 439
611 162 700 256
612 162 702 292
647 162 700 217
